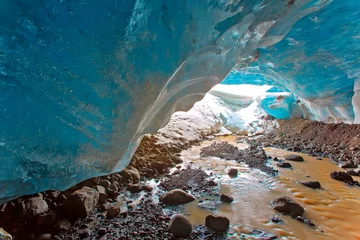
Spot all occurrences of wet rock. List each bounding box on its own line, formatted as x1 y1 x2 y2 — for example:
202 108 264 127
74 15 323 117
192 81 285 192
209 180 217 186
300 181 321 189
0 228 12 240
54 218 71 231
171 169 181 175
170 155 183 164
141 185 153 192
271 196 304 217
152 161 167 171
330 171 354 183
95 185 107 203
273 157 280 162
38 234 52 240
106 206 121 219
220 194 233 203
198 200 217 210
339 162 356 169
100 180 111 188
122 166 141 183
21 197 49 219
205 215 230 232
128 184 142 193
270 215 283 224
65 186 99 218
228 168 238 177
285 155 304 162
79 230 90 239
347 168 360 176
168 214 192 237
98 228 107 237
277 162 292 168
160 189 195 206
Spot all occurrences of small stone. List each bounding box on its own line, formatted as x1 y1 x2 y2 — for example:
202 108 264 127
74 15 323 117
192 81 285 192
300 181 321 189
122 166 141 183
98 228 107 236
100 180 111 188
65 187 99 218
95 185 107 203
347 168 360 176
339 162 356 169
0 228 12 240
273 157 280 162
228 168 238 177
270 215 283 224
271 196 304 217
209 180 217 186
170 155 183 164
160 189 195 206
330 171 354 183
141 185 153 192
168 214 192 237
277 162 292 168
106 207 120 218
21 197 49 219
79 230 91 239
54 218 71 231
285 155 304 162
38 234 52 240
128 184 142 193
205 215 230 232
220 194 233 203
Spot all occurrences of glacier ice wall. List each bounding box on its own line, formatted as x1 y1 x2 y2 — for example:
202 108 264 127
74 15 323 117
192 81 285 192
0 0 350 201
223 1 360 123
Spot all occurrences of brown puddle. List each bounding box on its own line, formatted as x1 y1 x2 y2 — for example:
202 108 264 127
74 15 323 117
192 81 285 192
180 136 360 239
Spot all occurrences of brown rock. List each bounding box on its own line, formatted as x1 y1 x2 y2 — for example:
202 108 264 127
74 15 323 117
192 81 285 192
205 215 230 232
300 181 321 189
220 194 233 203
330 171 354 183
122 166 141 183
285 155 304 162
160 189 195 206
277 162 292 168
21 197 49 219
168 214 192 237
271 196 304 217
95 185 107 203
106 206 120 218
54 218 71 231
228 168 238 177
65 187 99 218
38 234 52 240
170 155 183 164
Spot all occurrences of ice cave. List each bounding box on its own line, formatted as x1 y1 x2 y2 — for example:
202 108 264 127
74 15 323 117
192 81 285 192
1 1 360 239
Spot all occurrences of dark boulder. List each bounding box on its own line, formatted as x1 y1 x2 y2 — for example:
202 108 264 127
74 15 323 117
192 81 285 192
285 155 304 162
271 196 304 217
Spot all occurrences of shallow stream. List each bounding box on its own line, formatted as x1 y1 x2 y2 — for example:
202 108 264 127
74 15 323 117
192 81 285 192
179 136 360 239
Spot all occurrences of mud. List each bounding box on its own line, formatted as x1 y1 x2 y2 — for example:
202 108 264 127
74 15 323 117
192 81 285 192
200 140 277 175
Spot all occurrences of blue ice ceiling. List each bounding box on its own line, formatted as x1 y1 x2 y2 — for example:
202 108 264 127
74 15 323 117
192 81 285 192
0 0 359 201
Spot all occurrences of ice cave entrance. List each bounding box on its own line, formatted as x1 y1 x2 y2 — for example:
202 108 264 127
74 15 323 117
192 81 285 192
162 81 295 140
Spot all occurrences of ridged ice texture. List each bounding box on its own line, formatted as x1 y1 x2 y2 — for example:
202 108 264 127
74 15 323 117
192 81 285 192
225 1 360 123
0 0 335 201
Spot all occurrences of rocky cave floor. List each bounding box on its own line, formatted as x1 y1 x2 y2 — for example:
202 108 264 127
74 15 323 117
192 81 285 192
1 119 360 240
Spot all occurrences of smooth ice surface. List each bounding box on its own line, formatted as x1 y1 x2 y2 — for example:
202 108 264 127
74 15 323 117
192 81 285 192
1 0 358 201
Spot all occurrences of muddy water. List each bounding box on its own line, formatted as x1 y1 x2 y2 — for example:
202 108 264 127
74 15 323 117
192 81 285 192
180 136 360 239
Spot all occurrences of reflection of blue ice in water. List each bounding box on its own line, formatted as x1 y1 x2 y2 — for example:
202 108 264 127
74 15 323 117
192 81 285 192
0 0 358 201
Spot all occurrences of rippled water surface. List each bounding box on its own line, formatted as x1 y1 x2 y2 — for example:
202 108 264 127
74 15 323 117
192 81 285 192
179 136 360 239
